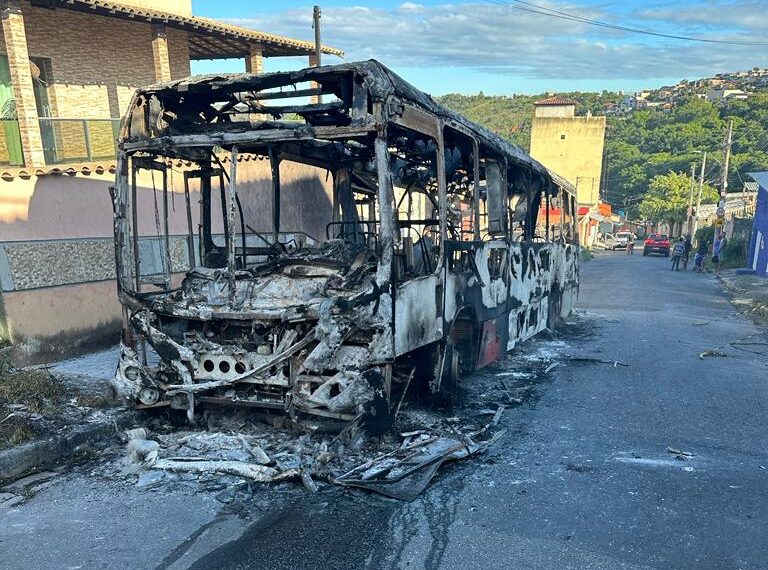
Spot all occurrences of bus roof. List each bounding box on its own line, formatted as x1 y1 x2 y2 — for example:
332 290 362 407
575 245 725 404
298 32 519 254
125 60 575 197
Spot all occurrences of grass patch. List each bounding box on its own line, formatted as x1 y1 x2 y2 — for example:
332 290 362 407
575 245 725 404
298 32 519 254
0 416 35 448
0 369 65 415
0 369 68 449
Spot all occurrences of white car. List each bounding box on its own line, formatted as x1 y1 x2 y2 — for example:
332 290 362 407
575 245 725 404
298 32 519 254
615 231 634 249
599 232 632 250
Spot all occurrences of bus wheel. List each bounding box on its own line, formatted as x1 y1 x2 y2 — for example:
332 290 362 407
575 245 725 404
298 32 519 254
436 315 477 405
435 340 463 406
547 288 563 331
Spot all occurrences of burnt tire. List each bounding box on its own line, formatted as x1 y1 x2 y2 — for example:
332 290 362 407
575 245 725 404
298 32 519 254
547 288 563 331
435 341 464 407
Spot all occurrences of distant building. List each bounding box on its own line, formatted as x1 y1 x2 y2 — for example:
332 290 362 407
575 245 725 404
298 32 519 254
746 173 768 277
529 96 606 207
707 89 750 102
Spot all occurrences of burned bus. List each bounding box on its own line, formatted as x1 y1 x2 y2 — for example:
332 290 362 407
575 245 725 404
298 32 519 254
111 60 579 429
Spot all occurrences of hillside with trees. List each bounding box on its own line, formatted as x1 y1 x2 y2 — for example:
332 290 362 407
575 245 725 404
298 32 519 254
436 91 768 220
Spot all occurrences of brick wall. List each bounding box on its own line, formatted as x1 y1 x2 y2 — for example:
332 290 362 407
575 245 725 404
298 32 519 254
0 1 191 120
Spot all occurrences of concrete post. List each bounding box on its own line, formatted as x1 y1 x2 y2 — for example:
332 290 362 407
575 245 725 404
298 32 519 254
245 43 264 74
1 1 45 166
151 24 172 82
308 54 320 104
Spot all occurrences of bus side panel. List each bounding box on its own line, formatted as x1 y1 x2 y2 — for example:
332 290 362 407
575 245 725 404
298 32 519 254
394 273 444 356
477 313 510 369
507 243 550 351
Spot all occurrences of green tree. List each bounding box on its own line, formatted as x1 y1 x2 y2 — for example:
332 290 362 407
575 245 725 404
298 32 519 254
638 172 718 224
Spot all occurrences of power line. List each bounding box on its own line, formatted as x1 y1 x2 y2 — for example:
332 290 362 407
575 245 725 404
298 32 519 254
484 0 768 46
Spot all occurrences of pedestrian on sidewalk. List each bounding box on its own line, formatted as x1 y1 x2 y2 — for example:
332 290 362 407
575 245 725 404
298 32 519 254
670 237 685 271
681 235 692 270
712 232 726 270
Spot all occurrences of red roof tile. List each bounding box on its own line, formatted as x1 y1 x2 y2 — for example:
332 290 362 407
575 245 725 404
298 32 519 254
534 96 578 106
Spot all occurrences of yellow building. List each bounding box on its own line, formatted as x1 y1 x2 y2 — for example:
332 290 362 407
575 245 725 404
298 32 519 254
529 96 606 207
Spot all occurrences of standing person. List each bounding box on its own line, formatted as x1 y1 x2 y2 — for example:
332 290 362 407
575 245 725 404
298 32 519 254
681 234 692 270
626 235 634 255
712 232 725 269
694 239 708 272
670 237 685 271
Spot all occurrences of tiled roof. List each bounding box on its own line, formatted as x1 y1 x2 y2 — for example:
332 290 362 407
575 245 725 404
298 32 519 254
0 154 270 182
534 96 578 106
48 0 344 58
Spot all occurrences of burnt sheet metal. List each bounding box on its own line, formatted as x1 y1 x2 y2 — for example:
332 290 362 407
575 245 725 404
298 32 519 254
335 430 505 501
119 60 569 192
113 239 394 429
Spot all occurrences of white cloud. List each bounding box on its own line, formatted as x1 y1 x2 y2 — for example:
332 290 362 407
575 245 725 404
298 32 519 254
398 2 427 14
228 1 768 82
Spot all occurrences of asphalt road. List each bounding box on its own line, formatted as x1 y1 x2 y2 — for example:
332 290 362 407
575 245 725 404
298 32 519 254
2 251 767 570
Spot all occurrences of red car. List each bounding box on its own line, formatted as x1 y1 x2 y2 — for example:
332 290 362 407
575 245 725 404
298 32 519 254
643 233 670 256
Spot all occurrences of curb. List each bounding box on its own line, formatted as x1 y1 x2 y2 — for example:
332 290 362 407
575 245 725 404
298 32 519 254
715 273 768 321
0 410 137 484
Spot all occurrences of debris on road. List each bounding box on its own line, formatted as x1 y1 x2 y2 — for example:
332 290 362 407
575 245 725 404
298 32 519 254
666 447 695 460
692 303 767 326
566 356 629 367
335 430 505 501
699 350 728 359
492 405 506 426
118 414 507 500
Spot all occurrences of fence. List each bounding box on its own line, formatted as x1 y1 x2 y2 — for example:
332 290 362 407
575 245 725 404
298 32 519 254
39 118 120 165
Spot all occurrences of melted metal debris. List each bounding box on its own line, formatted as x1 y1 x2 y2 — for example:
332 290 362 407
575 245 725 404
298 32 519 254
120 412 505 500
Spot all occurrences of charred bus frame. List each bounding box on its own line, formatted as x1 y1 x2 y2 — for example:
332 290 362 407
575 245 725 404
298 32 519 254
111 60 579 430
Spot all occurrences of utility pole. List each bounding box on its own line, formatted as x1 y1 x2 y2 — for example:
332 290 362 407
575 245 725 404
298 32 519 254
312 5 322 104
692 151 707 237
687 163 695 235
715 119 733 235
721 119 733 197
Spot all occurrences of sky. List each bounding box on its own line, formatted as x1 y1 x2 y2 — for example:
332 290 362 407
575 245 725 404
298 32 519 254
190 0 768 96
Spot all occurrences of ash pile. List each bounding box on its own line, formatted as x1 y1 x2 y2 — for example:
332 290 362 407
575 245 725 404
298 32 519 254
119 407 504 502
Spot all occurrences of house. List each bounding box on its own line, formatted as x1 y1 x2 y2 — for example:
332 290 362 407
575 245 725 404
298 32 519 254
706 89 749 102
745 173 768 277
0 0 343 359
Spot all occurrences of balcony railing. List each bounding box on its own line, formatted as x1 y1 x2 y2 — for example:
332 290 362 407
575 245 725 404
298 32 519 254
0 118 24 167
39 117 121 165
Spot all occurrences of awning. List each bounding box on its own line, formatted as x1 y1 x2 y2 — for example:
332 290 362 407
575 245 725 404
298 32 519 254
38 0 344 59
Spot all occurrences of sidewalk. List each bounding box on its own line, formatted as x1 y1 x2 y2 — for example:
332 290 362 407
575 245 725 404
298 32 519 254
717 269 768 324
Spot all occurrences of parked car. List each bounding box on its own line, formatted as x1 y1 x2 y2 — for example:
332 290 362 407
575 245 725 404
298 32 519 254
599 232 630 250
615 231 634 249
643 233 670 256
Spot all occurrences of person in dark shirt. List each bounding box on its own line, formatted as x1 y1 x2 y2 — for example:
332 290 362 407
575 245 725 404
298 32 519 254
681 235 693 270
